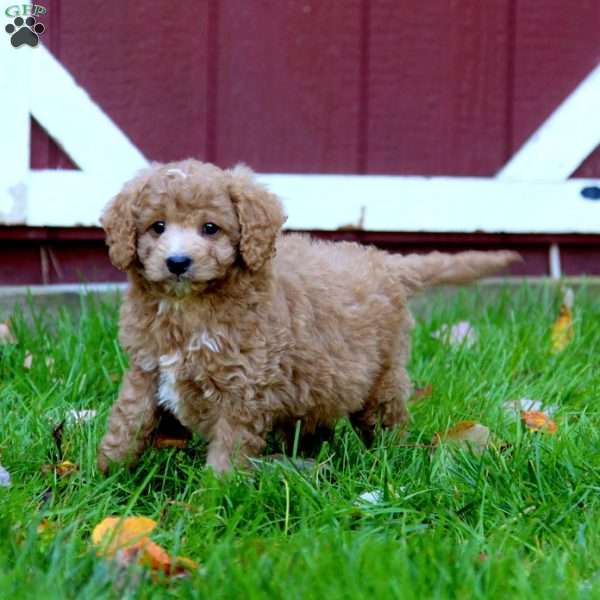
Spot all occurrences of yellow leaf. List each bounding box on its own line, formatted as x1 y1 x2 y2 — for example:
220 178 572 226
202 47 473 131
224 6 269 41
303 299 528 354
41 460 78 477
433 421 491 454
551 288 574 353
91 516 199 578
521 410 557 433
92 516 157 557
56 460 78 476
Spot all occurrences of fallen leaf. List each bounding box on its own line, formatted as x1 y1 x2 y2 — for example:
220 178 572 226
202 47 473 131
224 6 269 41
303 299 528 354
0 464 11 487
433 421 491 454
23 351 33 369
56 460 78 476
92 516 199 579
92 516 158 558
432 321 477 347
67 409 97 424
502 398 559 417
411 384 433 403
170 556 200 577
130 538 170 570
153 434 188 449
37 519 56 535
0 321 16 345
521 411 557 433
41 460 78 477
551 287 574 353
356 490 384 505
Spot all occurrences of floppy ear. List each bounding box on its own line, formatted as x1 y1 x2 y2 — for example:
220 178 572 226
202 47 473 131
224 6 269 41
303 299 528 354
101 173 149 271
227 164 287 272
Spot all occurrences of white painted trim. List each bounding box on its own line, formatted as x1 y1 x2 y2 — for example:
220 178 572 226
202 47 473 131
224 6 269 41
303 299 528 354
25 170 127 226
498 63 600 181
20 172 600 233
0 0 148 224
30 46 147 179
0 1 598 236
0 1 31 223
549 244 562 279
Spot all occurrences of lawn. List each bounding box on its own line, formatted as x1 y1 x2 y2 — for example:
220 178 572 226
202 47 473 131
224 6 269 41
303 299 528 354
0 282 599 599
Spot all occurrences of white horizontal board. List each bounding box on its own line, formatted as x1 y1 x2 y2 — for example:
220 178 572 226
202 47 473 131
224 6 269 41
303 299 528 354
26 171 125 226
498 64 600 181
22 172 600 234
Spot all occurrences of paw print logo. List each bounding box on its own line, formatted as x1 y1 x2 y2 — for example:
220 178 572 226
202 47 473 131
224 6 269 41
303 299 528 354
5 16 45 48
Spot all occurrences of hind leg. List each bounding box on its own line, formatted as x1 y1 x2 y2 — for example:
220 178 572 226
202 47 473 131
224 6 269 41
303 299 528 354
350 366 411 446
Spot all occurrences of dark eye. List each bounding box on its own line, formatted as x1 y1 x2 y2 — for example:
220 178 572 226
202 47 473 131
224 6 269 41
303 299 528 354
151 221 166 234
202 222 219 235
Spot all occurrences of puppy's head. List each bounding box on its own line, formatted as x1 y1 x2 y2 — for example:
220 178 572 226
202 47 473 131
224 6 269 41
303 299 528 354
101 160 286 293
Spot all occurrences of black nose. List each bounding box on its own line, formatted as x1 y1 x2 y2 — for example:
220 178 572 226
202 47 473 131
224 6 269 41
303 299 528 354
166 255 192 275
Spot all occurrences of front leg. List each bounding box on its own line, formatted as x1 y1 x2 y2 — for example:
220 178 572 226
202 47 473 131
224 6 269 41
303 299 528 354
206 417 266 474
98 367 158 473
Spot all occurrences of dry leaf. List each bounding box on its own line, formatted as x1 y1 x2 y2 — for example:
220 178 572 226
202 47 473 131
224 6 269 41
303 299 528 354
521 411 557 433
171 556 200 576
37 519 56 535
0 464 10 487
432 321 477 347
153 434 188 449
502 398 558 417
551 288 574 353
67 409 97 424
41 460 78 477
92 516 158 558
92 516 198 578
23 352 33 369
357 490 384 505
433 421 491 454
411 384 433 403
0 321 16 345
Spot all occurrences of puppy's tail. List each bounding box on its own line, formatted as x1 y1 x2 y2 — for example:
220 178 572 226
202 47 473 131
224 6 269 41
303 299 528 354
393 250 521 296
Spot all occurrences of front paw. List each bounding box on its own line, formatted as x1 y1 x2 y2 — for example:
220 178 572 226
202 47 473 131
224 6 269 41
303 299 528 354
97 439 134 474
97 446 112 475
206 450 232 475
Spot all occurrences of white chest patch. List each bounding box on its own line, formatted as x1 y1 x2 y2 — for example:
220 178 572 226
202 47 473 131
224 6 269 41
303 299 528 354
157 352 181 414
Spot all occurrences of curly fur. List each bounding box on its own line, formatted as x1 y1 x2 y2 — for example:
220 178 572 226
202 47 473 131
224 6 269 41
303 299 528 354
98 159 520 473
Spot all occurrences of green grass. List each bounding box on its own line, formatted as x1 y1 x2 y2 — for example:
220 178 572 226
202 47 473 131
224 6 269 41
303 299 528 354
1 283 600 599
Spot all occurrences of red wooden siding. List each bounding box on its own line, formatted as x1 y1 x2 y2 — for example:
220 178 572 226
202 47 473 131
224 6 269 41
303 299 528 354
5 1 600 284
28 0 600 176
366 1 512 175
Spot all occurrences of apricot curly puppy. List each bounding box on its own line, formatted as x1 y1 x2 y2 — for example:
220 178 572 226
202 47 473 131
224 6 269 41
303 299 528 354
98 159 519 473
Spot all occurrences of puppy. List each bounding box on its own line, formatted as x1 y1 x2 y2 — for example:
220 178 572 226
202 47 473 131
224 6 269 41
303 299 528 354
98 159 519 473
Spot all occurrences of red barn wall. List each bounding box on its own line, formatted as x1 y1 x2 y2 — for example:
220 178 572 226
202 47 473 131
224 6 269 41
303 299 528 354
3 0 600 283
